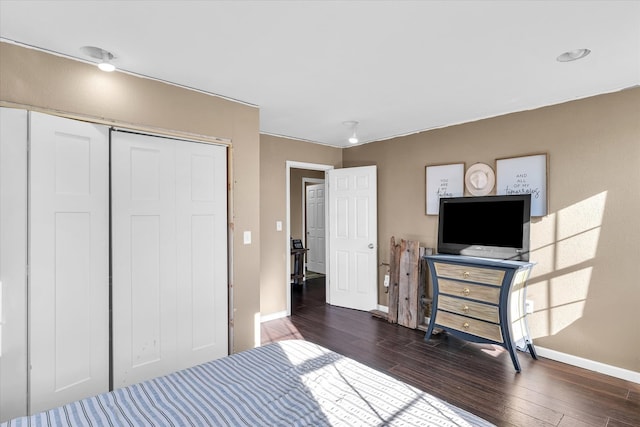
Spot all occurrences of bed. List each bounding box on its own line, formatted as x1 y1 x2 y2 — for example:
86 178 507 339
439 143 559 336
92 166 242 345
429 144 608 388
2 340 493 426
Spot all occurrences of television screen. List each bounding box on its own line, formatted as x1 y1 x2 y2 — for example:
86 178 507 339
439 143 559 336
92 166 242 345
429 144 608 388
437 195 531 261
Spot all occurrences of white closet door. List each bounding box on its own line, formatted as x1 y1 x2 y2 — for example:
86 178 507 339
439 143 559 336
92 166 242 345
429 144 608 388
112 132 228 388
175 140 228 369
0 107 28 421
29 112 109 414
111 132 178 388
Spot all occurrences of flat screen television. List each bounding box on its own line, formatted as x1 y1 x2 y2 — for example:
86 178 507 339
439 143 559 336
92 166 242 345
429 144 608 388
437 194 531 261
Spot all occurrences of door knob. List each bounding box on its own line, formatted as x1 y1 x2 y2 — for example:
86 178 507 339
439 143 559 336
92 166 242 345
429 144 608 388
368 243 374 249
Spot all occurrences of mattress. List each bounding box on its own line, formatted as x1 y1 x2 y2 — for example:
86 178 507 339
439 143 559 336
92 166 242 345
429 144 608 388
2 340 493 426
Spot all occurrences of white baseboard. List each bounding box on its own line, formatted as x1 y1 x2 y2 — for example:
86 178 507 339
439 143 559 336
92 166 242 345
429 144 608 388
535 346 640 384
260 310 288 323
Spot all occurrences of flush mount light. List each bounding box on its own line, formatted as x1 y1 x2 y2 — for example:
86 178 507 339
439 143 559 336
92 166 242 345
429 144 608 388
556 48 591 62
343 121 359 144
80 46 117 72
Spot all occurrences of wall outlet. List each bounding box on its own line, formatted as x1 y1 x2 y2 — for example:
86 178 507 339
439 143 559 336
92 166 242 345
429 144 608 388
525 299 534 314
383 274 390 287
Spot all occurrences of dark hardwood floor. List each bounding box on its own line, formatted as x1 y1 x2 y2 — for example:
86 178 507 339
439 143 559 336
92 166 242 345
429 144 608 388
261 278 640 427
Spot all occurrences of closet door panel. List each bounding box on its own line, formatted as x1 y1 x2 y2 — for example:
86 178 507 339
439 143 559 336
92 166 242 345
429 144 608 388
112 132 228 388
29 112 109 414
175 141 228 369
111 132 177 388
130 215 163 366
0 107 28 422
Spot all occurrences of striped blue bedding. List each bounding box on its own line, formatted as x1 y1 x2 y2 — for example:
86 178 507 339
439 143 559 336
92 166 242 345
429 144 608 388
2 340 493 426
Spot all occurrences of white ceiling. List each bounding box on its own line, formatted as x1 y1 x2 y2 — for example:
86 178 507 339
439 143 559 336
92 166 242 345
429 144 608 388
1 1 638 147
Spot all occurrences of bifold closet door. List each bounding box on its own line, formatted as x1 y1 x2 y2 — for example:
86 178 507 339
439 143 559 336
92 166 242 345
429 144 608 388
111 131 228 388
174 139 228 370
29 112 109 414
0 107 28 421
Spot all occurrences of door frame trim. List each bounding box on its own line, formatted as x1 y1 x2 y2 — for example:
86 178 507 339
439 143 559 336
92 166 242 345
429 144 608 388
285 161 333 316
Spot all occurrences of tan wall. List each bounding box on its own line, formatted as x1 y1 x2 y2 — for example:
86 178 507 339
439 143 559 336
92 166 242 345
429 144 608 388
343 88 640 372
259 134 341 315
6 41 637 373
0 42 261 353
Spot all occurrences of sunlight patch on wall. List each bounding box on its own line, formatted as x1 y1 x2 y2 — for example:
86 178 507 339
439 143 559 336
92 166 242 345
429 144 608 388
528 268 592 338
529 214 556 276
255 312 261 348
527 192 607 338
554 192 606 269
556 192 607 240
555 228 601 270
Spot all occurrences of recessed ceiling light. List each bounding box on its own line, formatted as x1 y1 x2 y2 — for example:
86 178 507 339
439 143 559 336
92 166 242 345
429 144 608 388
98 55 116 72
80 46 117 72
556 48 591 62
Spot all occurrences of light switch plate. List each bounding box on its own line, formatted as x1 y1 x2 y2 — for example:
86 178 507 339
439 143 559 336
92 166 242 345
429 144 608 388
276 221 282 231
243 231 251 244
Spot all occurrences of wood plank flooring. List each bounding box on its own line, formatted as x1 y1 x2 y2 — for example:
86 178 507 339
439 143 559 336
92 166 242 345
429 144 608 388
261 278 640 427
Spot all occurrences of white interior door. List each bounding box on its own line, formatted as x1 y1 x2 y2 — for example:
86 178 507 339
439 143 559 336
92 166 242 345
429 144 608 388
29 112 109 414
306 183 325 274
112 131 228 388
327 166 377 311
111 131 178 388
0 107 28 421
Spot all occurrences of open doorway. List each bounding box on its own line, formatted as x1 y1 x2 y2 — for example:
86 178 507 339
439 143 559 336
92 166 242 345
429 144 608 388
285 161 333 316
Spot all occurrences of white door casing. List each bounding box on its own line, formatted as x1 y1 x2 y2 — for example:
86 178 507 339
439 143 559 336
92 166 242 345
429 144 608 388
111 131 228 388
29 112 110 413
0 107 28 421
306 183 326 274
327 166 378 311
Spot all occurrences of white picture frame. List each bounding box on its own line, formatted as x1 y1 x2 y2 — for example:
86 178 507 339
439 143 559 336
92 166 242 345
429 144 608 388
425 163 465 215
496 153 548 216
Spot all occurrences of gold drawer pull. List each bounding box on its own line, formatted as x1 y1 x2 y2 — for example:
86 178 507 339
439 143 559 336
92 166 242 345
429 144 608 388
462 288 470 296
462 305 470 313
463 322 470 330
463 271 470 279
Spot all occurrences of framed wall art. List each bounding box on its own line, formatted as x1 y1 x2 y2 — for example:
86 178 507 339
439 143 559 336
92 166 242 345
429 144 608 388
496 153 548 216
425 163 465 215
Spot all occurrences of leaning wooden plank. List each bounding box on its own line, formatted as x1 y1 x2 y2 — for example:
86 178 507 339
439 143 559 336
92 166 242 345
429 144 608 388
418 249 428 324
387 236 400 324
398 239 420 329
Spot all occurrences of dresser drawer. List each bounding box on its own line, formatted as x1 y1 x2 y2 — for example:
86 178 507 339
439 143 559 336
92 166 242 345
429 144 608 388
438 294 499 323
438 279 500 304
435 310 503 343
434 262 505 286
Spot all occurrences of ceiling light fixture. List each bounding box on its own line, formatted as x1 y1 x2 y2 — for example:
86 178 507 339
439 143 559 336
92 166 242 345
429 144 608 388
343 121 359 144
80 46 117 72
98 51 116 72
556 48 591 62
